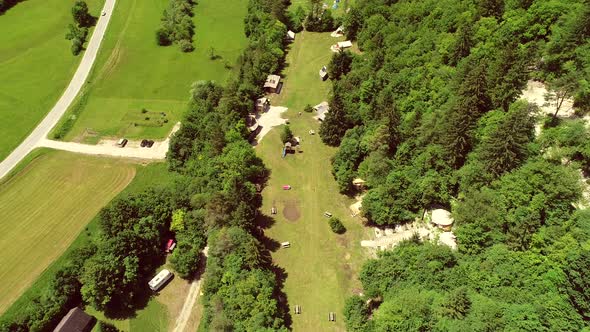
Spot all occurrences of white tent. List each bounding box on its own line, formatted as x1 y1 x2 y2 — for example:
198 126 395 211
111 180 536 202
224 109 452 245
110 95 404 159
287 30 295 40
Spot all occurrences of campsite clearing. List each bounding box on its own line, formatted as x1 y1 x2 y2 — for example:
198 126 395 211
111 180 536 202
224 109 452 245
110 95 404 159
57 0 249 143
0 0 104 161
0 150 135 314
271 32 342 111
256 31 370 331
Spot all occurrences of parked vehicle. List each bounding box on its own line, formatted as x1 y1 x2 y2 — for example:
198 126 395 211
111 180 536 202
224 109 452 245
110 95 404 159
148 269 173 291
165 239 176 253
282 185 291 190
140 139 148 147
117 138 128 148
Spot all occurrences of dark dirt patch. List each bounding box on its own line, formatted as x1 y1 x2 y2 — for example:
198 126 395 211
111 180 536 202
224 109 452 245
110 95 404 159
282 199 300 222
337 235 349 248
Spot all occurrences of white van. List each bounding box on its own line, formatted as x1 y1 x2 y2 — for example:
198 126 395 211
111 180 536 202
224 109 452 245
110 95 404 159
148 269 173 291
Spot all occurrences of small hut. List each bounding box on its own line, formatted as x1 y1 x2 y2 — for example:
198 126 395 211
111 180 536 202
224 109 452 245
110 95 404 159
256 97 270 112
313 101 330 121
53 308 95 332
264 74 281 93
431 209 454 231
352 178 366 190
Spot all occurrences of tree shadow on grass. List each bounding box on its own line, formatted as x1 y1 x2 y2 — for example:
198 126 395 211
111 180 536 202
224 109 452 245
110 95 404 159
270 264 292 329
0 0 26 15
103 253 168 320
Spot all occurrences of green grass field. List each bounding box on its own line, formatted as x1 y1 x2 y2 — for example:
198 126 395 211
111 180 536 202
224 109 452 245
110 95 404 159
0 150 136 314
256 31 369 331
58 0 249 143
0 0 104 161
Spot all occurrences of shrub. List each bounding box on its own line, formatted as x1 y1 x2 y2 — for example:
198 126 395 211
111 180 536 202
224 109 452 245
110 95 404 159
141 108 148 114
304 104 314 113
179 40 195 52
98 321 120 332
155 28 171 46
280 125 293 144
329 217 346 234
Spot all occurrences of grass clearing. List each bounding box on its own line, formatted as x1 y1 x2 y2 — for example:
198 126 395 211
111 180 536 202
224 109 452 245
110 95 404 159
59 0 249 143
256 31 370 331
0 0 104 161
0 150 136 314
272 32 341 110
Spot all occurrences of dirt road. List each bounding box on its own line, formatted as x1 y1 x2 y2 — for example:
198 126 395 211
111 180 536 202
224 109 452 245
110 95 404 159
0 0 117 180
37 123 180 161
171 247 208 332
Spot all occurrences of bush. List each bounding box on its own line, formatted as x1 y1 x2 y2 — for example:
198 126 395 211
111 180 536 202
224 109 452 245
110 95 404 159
329 217 346 234
304 104 314 113
98 321 120 332
155 28 171 46
179 40 195 52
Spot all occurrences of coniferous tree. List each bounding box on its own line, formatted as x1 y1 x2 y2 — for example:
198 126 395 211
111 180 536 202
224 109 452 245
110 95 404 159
320 88 353 146
477 101 536 177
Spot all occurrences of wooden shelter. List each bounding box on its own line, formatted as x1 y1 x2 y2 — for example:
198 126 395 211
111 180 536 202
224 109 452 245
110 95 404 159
256 97 270 112
264 74 281 93
53 308 95 332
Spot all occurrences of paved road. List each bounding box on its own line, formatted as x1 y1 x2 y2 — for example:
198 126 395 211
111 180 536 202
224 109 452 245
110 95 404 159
0 0 117 180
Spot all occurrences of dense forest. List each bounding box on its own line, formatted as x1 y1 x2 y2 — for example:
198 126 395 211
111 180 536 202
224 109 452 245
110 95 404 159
317 0 590 330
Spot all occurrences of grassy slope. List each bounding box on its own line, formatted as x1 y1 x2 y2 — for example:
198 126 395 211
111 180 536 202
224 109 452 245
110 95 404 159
0 150 136 314
0 160 177 321
256 31 370 331
60 0 248 143
0 0 104 161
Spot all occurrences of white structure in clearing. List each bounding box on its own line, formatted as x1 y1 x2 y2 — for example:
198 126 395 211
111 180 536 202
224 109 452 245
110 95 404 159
431 208 454 231
149 269 173 291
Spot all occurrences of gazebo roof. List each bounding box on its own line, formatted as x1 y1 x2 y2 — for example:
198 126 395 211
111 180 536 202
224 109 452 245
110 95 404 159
431 209 453 226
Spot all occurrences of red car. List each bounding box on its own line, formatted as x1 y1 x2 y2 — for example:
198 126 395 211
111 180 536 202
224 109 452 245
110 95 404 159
165 239 176 253
282 185 291 190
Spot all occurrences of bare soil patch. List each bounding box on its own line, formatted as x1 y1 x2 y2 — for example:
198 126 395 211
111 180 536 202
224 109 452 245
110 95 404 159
282 199 301 221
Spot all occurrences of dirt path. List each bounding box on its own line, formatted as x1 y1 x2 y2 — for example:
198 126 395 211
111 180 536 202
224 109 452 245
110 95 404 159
37 123 180 160
0 0 117 180
171 247 208 332
254 106 288 143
